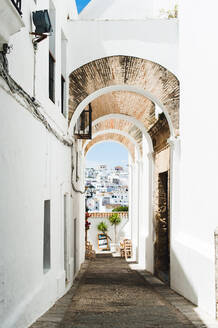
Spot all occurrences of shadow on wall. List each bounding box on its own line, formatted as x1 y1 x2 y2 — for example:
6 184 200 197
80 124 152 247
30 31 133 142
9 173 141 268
144 237 198 306
170 249 198 305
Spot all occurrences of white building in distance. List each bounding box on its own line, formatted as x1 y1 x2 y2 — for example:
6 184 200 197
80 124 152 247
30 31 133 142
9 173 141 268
85 165 129 212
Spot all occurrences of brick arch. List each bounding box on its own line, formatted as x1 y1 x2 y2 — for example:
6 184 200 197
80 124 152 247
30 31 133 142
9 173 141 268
92 113 154 152
69 56 179 135
84 133 136 161
91 91 156 131
84 129 142 159
91 118 143 154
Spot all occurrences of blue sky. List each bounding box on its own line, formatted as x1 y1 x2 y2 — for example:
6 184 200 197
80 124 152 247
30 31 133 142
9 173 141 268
86 142 128 169
75 0 92 13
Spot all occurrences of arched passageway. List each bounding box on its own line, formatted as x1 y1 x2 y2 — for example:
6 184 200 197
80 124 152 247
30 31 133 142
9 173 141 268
69 55 179 285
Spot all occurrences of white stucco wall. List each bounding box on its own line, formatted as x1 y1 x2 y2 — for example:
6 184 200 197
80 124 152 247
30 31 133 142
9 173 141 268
0 1 85 327
0 88 72 328
171 0 218 318
68 19 178 76
8 0 75 126
79 0 178 20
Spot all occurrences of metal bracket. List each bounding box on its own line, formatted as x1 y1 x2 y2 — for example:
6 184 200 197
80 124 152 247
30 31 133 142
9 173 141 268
30 32 48 46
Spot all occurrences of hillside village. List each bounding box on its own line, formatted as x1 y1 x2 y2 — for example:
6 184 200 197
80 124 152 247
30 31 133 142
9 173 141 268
85 165 129 212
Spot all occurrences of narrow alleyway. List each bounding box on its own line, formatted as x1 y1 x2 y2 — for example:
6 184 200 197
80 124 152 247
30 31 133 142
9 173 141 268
31 254 215 328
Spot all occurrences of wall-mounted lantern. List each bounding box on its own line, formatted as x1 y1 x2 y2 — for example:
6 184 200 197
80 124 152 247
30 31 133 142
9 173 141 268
30 10 52 44
74 103 92 140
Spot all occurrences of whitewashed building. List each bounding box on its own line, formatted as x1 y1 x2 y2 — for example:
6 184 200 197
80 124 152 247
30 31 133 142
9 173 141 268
1 0 218 327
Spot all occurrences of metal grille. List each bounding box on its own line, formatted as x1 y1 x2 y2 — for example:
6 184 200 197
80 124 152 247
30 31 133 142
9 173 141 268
11 0 22 15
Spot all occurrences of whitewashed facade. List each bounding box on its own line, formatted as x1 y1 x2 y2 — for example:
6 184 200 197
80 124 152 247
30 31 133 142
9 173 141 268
0 1 84 327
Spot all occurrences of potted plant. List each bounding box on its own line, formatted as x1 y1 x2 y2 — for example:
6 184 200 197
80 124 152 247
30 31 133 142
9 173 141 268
97 221 108 234
109 213 121 252
97 221 111 251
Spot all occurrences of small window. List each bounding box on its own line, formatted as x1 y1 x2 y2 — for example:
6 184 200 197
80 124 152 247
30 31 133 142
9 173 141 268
43 200 51 273
49 53 55 102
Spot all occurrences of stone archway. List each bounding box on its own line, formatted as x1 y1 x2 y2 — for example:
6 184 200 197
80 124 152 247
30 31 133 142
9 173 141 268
84 129 141 159
68 56 179 136
69 56 179 277
92 113 154 152
84 117 145 157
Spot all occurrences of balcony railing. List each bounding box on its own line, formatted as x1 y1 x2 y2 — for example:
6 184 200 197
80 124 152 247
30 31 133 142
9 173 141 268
11 0 22 16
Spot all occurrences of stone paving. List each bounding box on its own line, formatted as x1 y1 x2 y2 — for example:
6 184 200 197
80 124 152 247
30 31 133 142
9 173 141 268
31 254 218 328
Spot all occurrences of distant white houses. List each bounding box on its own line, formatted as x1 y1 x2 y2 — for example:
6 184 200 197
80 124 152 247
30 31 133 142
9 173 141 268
85 165 129 212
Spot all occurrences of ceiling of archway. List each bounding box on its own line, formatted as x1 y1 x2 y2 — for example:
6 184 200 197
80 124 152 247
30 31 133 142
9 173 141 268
69 56 179 135
93 118 142 142
91 91 156 131
84 133 135 161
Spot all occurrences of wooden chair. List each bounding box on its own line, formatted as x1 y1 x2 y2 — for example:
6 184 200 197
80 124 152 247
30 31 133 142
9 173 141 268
120 239 132 259
85 241 96 259
124 239 132 259
120 240 125 258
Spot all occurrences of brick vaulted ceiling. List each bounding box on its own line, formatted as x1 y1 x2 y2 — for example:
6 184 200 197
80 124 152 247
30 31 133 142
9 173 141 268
84 133 136 161
93 118 142 142
91 91 156 130
69 56 179 136
90 118 143 154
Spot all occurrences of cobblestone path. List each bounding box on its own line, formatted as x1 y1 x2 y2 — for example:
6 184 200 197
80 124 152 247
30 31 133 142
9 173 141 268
32 254 212 328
